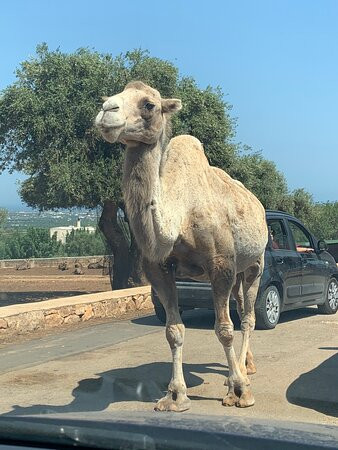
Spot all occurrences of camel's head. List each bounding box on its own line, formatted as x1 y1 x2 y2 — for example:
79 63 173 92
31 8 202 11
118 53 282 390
95 81 182 146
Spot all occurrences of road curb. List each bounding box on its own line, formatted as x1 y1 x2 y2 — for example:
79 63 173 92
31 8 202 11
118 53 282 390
0 286 153 338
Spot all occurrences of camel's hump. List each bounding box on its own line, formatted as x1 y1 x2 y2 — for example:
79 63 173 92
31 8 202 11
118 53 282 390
169 135 204 151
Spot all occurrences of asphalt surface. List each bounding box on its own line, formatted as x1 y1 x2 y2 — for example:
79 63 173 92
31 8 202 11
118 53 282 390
0 308 337 427
0 317 161 374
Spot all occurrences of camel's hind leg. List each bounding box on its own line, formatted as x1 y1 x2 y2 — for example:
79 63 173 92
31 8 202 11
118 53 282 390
143 259 190 412
232 274 257 377
209 255 255 408
237 256 265 390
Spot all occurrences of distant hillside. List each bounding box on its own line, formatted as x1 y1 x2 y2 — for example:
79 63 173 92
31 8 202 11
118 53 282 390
4 210 99 230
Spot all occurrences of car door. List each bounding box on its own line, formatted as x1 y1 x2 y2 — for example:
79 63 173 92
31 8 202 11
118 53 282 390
286 220 327 304
267 218 303 305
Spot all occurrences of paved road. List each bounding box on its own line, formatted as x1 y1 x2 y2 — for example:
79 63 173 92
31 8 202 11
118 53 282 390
0 316 162 374
0 308 336 426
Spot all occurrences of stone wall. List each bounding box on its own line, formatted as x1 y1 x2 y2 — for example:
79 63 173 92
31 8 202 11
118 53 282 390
0 255 106 269
0 286 153 338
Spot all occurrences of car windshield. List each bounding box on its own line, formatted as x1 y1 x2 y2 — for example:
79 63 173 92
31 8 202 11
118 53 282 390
0 0 337 447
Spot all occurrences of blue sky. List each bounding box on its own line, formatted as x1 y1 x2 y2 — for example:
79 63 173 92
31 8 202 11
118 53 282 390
1 0 337 209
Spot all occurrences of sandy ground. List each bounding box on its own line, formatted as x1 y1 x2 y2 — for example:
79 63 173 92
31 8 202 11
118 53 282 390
0 267 111 306
0 308 336 427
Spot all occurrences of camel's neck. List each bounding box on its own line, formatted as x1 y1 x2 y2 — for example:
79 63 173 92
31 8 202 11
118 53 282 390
122 132 172 261
123 141 163 214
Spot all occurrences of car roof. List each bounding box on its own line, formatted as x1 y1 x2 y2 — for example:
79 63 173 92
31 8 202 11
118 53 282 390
265 209 304 226
265 210 314 234
265 209 298 220
265 210 309 227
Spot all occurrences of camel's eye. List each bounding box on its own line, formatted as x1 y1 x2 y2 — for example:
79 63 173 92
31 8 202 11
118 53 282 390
144 102 155 111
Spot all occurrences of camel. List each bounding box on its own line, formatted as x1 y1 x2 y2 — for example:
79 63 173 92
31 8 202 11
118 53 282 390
87 257 111 275
74 261 84 275
58 261 69 271
95 81 268 410
16 259 31 270
88 258 104 269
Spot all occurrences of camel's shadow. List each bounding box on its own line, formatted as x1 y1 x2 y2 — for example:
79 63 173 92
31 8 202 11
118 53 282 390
2 362 227 416
286 348 338 418
133 309 241 330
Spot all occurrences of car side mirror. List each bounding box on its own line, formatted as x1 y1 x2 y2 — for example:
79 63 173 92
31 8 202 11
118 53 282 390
317 240 328 252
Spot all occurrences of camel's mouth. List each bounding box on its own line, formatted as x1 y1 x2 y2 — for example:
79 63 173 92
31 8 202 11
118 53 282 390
95 108 126 143
98 124 155 146
98 124 123 132
98 124 124 144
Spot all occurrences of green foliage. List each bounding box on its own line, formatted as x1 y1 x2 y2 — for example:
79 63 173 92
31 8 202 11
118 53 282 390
0 44 290 213
0 227 64 259
305 201 338 240
0 208 8 227
0 227 106 259
231 150 290 210
64 229 106 256
0 44 125 208
0 46 237 210
289 189 315 225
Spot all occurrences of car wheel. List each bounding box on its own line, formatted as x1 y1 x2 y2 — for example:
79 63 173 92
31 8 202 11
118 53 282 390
317 278 338 314
255 285 281 330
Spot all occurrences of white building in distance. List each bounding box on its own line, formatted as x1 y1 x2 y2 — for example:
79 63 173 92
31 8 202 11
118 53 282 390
50 218 96 244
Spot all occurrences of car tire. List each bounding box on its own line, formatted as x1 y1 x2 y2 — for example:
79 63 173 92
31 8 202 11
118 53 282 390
255 285 281 330
317 278 338 315
151 288 182 324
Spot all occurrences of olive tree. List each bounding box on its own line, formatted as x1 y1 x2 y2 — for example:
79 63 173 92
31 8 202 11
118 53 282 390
0 45 239 287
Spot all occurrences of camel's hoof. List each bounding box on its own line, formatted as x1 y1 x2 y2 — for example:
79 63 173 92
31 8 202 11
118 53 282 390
222 392 239 407
236 390 255 408
154 393 191 412
246 364 256 375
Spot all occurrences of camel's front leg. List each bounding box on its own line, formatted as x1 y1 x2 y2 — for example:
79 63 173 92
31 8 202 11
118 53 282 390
210 256 255 408
155 321 190 412
144 259 191 412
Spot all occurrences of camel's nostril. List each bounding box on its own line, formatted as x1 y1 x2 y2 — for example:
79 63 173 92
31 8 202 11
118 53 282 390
104 105 119 112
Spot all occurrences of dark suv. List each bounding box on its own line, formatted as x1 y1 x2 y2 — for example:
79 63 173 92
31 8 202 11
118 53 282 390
151 210 338 329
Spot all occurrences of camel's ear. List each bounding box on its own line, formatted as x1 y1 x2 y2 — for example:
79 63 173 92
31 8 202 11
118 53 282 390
161 98 182 114
102 96 109 102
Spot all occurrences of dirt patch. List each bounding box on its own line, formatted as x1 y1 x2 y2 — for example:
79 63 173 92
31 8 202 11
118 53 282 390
9 372 61 386
0 266 111 306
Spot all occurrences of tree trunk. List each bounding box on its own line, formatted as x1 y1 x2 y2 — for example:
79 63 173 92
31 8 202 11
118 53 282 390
127 234 148 287
98 201 129 290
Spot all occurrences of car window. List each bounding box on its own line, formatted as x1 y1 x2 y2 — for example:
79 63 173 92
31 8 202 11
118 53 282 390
288 221 314 253
267 219 290 250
